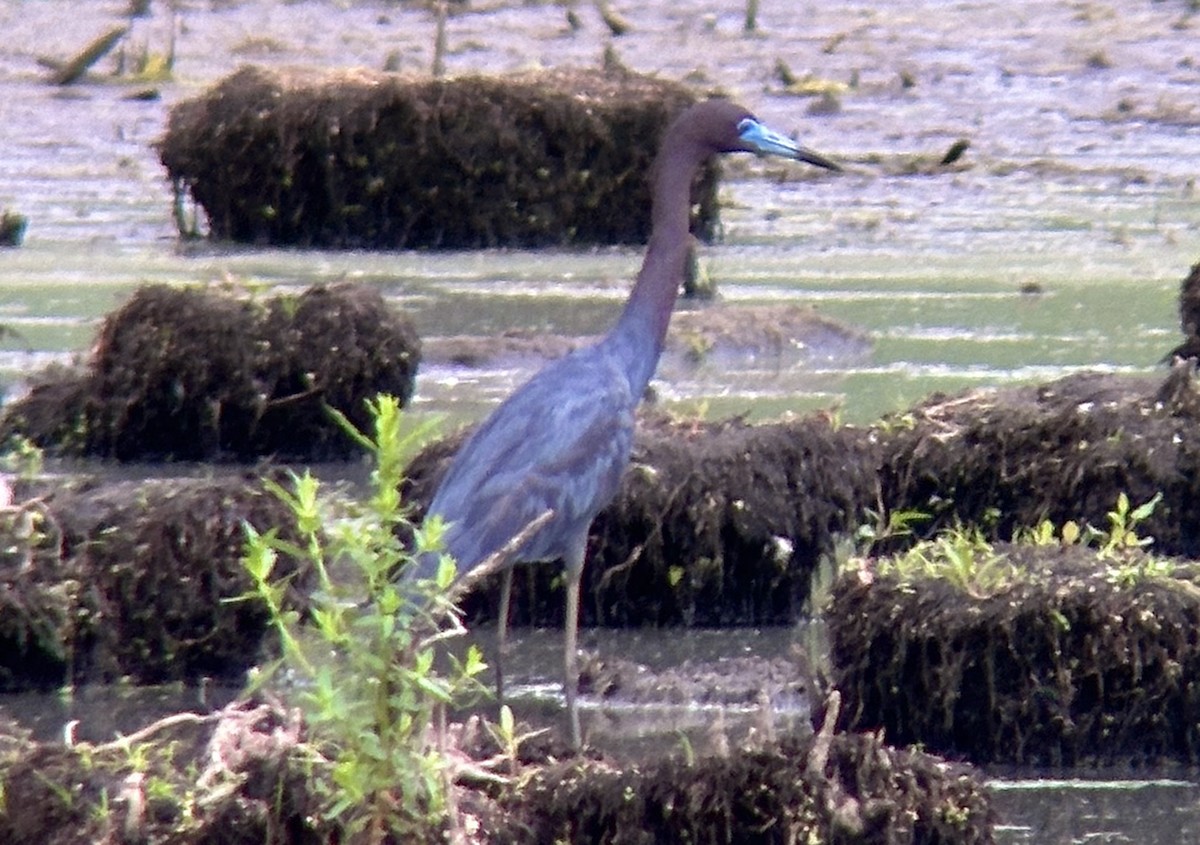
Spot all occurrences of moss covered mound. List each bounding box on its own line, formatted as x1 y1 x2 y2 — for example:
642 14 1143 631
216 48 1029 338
405 413 878 627
0 475 309 691
497 730 994 844
83 284 264 459
879 369 1200 557
160 65 716 249
0 281 419 461
829 543 1200 766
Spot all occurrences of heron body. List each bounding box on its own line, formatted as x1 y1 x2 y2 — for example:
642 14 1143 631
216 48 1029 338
421 99 839 748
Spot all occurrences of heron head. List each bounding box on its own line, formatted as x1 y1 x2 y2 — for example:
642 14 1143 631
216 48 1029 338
734 115 841 171
677 98 841 171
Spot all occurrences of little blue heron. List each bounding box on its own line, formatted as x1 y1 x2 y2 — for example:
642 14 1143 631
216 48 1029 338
419 99 840 748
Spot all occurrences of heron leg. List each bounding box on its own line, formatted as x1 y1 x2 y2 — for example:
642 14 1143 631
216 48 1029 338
564 561 583 750
495 567 513 703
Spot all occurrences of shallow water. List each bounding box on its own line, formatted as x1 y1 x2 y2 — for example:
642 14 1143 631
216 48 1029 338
2 0 1200 840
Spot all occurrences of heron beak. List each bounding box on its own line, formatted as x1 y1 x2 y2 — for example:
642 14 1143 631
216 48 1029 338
738 118 842 172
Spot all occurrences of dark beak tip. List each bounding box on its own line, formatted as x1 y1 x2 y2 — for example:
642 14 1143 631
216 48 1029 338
804 154 843 173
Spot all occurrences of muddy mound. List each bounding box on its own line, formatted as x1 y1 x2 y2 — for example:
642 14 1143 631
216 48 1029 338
0 474 309 691
665 303 873 369
497 729 994 844
421 304 871 372
405 413 878 627
878 368 1200 556
829 543 1200 767
254 281 422 455
1 281 420 461
83 284 264 459
160 65 716 249
422 329 584 369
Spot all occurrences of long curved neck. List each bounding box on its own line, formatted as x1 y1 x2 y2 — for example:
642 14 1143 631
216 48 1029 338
606 133 706 396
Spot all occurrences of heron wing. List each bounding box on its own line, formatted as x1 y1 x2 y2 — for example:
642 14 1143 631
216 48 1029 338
428 346 637 573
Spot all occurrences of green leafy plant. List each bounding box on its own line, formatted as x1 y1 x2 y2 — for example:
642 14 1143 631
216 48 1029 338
1016 492 1163 557
484 704 548 779
1094 491 1163 558
1105 554 1176 589
1015 492 1172 587
1018 516 1082 547
0 434 43 478
854 507 929 549
876 525 1019 598
242 394 487 841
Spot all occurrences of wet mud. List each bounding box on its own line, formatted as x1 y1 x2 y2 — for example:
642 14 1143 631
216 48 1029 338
577 651 802 708
422 303 871 372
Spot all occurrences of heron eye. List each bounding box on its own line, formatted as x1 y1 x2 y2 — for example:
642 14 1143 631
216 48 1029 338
737 118 754 133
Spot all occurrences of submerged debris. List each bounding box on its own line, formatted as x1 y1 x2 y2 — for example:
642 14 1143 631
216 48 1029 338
160 66 715 249
43 25 127 85
0 210 27 247
0 281 420 460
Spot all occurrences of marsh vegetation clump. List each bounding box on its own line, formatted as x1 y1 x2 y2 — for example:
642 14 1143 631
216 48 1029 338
0 469 312 691
829 497 1200 766
878 370 1200 558
491 727 995 844
0 282 420 461
160 66 716 249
